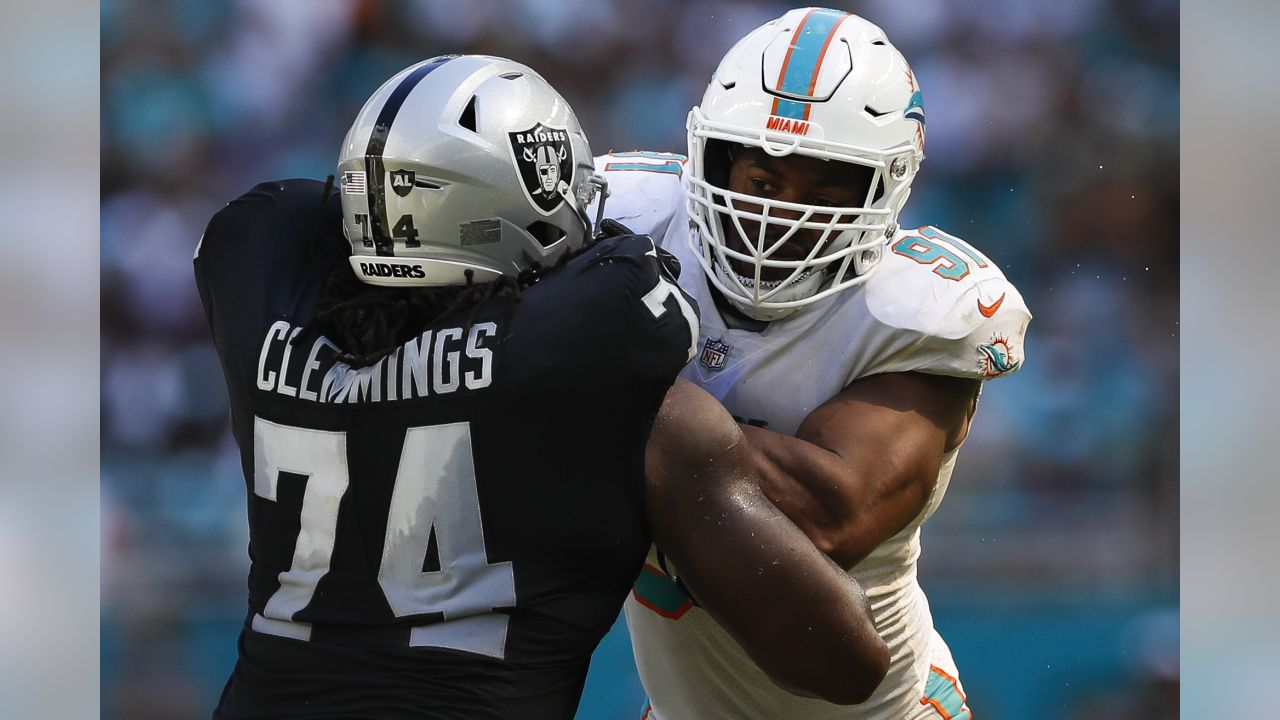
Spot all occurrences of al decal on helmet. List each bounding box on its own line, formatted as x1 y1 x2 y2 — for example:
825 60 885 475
509 123 575 214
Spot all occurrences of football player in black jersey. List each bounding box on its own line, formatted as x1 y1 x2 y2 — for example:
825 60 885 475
195 55 887 719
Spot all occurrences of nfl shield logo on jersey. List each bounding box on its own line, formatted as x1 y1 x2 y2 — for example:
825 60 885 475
509 123 574 215
699 337 732 372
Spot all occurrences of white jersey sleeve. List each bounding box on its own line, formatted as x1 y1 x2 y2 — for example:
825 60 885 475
856 225 1031 384
590 152 688 242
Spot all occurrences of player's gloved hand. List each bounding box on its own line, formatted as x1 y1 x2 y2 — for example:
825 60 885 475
595 218 683 281
595 217 637 240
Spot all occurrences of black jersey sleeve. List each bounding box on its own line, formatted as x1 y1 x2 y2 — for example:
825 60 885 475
544 231 699 391
626 239 700 383
194 178 341 382
579 232 700 384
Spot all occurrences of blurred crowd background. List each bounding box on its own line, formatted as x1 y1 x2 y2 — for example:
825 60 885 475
100 1 1178 718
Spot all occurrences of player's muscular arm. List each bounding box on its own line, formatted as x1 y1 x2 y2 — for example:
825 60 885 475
741 371 980 569
646 379 890 705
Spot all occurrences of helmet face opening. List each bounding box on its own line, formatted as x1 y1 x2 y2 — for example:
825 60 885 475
714 143 881 285
690 161 891 310
338 55 608 288
684 9 925 320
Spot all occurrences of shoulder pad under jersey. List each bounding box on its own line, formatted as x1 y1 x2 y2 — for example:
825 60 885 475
197 178 334 264
859 226 1031 381
194 178 337 326
559 232 700 379
591 152 688 242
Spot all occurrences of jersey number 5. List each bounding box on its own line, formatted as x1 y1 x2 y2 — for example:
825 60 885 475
251 417 517 659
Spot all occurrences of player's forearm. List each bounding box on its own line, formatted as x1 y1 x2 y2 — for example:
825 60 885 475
739 423 867 565
646 383 889 702
657 476 889 705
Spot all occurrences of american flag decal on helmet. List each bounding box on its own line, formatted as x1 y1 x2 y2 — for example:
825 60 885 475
699 337 732 372
342 171 367 195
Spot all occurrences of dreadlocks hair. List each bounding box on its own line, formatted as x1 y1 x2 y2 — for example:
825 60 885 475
302 264 527 369
294 177 589 368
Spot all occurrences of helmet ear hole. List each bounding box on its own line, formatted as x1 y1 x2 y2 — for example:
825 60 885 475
526 220 567 248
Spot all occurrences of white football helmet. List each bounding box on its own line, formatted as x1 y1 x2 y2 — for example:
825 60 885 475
686 8 926 320
338 55 607 287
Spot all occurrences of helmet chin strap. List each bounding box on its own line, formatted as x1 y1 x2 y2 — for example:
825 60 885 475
710 257 826 322
564 172 609 238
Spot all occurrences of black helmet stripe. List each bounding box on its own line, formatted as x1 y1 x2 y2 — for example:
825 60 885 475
364 55 455 256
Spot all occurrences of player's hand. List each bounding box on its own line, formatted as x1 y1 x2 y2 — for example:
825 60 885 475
595 218 681 279
596 217 680 279
595 217 637 240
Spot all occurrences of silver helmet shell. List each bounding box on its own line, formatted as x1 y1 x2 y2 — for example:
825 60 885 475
338 55 607 287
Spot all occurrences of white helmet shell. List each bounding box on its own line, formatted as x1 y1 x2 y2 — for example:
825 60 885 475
686 8 925 320
338 55 607 287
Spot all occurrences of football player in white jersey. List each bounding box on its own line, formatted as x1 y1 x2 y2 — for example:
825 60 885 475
591 8 1031 720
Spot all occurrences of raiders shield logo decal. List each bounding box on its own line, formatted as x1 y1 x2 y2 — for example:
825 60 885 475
390 169 416 198
509 122 574 215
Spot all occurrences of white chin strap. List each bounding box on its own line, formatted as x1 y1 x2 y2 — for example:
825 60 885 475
711 259 827 321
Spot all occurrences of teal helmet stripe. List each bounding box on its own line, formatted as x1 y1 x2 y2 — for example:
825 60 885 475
774 97 809 121
773 8 851 100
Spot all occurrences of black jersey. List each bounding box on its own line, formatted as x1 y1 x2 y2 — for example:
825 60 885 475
194 179 699 719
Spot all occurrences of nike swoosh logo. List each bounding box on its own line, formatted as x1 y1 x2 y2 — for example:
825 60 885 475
977 293 1006 317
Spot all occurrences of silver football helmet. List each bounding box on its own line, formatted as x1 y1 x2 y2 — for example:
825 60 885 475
686 8 926 320
338 55 607 287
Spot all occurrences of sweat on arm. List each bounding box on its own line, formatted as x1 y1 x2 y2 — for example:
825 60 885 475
643 379 890 705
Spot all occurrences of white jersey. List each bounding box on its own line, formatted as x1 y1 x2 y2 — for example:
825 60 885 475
592 153 1030 720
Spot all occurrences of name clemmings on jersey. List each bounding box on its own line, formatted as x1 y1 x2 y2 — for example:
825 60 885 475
254 319 498 404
